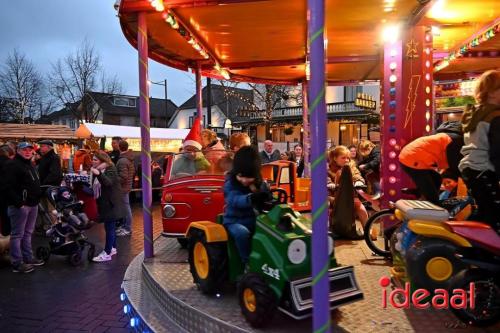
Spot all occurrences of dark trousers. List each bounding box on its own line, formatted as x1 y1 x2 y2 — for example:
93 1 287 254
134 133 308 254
8 205 38 265
103 219 117 255
401 164 441 204
461 168 500 233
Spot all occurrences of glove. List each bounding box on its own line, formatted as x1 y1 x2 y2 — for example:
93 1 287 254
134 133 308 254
354 181 366 189
250 191 271 206
327 183 336 190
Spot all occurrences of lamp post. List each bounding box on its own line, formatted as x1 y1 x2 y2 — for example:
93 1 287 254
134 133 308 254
148 79 168 127
224 118 232 143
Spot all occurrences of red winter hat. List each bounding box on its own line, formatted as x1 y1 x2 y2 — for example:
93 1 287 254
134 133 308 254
183 117 202 150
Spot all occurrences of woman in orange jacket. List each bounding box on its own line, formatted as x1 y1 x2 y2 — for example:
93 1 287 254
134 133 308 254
398 125 463 204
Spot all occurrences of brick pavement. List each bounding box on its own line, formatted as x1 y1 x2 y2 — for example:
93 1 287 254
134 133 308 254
0 203 163 333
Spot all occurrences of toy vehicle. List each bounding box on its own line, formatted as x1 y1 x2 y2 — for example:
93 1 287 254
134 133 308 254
185 191 363 327
161 153 311 247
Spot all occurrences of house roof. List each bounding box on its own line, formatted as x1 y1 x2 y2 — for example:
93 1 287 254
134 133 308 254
0 123 75 140
178 84 253 112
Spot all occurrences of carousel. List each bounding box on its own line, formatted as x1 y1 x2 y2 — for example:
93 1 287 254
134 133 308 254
115 0 499 332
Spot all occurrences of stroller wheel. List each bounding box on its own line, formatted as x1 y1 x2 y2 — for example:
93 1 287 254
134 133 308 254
69 250 83 266
36 246 51 262
87 245 96 262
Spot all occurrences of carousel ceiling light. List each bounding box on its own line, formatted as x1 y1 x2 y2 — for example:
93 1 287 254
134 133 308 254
431 26 441 36
382 24 401 44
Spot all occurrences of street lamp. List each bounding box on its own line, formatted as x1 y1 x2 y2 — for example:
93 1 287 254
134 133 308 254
148 79 168 127
224 118 232 142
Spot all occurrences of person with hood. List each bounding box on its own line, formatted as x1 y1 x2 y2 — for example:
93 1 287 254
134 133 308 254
4 142 44 273
116 140 135 236
37 140 63 186
73 144 92 172
223 146 271 264
398 121 464 204
90 151 125 262
459 70 500 234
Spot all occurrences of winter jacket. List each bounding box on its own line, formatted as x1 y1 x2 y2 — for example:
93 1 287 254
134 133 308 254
73 149 92 172
0 155 10 194
359 146 380 173
116 150 135 193
399 133 464 177
4 154 41 207
328 160 365 186
37 149 63 186
203 140 227 167
288 154 305 178
223 175 268 228
93 165 125 221
171 153 210 177
459 104 500 179
260 150 281 164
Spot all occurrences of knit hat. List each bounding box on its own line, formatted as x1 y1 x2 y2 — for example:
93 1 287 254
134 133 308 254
232 146 261 178
38 139 54 147
183 117 202 150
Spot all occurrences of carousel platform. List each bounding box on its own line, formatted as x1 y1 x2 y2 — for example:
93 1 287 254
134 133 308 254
121 237 500 333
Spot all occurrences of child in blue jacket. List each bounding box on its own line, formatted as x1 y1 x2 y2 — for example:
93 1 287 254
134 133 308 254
223 146 270 263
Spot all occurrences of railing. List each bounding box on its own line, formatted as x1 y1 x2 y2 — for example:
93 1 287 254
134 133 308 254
239 101 367 120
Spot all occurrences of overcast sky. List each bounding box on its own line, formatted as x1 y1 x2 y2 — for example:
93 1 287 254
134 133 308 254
0 0 197 107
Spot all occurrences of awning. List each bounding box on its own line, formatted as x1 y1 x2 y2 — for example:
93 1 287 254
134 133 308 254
0 123 75 141
75 123 190 140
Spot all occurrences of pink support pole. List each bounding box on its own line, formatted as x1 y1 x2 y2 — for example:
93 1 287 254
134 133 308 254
195 63 203 125
137 12 154 258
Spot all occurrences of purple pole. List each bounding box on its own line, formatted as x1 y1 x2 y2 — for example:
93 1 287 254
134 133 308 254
307 0 330 332
137 12 153 258
302 81 310 178
195 63 203 124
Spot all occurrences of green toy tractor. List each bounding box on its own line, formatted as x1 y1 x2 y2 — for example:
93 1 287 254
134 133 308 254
186 192 363 327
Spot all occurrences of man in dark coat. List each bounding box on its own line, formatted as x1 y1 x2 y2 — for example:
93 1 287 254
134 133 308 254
4 142 45 273
37 140 62 186
116 140 135 236
260 140 281 164
109 136 122 165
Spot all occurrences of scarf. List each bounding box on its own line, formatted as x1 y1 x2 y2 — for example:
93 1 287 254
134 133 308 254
462 103 500 132
90 163 107 199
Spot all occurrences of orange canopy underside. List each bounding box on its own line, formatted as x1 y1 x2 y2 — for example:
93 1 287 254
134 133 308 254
119 0 500 84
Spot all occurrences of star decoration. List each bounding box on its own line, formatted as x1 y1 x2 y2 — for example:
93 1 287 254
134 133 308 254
406 39 419 59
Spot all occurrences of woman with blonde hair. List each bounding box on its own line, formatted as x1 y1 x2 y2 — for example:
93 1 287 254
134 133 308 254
327 146 369 238
459 70 500 234
229 132 251 152
90 150 125 262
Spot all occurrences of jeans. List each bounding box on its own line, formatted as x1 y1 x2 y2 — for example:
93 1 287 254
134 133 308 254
8 205 38 265
461 168 500 233
225 223 255 264
401 164 441 204
121 192 133 232
103 219 118 255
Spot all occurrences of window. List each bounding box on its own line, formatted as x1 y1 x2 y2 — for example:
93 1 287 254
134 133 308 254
343 86 363 102
113 97 136 107
189 115 206 128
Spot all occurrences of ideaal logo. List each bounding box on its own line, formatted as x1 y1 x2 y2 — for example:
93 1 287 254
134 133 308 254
379 276 475 310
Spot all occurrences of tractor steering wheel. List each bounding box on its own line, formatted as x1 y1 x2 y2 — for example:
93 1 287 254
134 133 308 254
270 188 288 204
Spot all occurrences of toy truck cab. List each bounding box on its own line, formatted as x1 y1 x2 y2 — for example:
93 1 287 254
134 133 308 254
186 200 363 327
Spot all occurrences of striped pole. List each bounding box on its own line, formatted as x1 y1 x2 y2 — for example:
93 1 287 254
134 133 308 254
137 12 154 258
195 62 203 124
302 81 310 178
307 0 330 332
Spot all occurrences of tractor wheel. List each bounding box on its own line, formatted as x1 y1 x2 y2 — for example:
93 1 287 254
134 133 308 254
87 244 96 262
238 273 277 328
406 237 465 290
188 229 227 294
449 269 500 327
69 250 83 266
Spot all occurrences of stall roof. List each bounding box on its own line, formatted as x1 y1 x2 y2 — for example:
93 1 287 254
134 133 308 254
0 123 75 140
118 0 499 84
75 123 190 140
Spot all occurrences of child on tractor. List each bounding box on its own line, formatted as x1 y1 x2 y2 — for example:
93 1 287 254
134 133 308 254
459 69 500 234
223 146 271 263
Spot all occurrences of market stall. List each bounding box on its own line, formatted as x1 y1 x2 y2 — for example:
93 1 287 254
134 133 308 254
75 123 189 152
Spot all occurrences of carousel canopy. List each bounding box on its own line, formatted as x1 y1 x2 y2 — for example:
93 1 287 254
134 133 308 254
118 0 499 84
75 123 190 140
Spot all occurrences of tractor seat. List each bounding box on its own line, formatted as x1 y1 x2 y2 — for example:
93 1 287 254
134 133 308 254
395 199 449 222
445 221 500 255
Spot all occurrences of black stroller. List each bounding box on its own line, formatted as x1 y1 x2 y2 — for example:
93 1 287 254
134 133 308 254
36 187 96 266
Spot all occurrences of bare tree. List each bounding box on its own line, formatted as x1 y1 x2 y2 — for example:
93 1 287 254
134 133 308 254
49 39 123 123
0 49 43 123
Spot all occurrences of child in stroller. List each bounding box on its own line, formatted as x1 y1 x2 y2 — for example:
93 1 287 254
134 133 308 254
36 187 96 266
